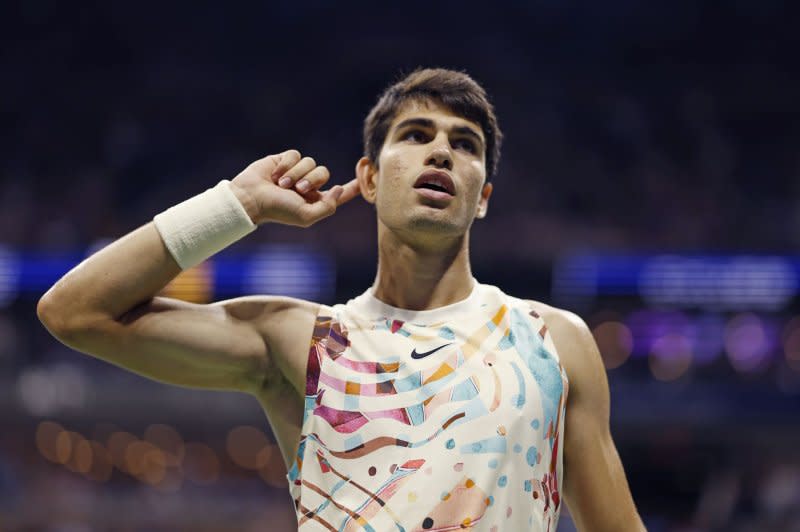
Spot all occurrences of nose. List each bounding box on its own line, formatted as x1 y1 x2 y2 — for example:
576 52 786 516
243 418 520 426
425 138 453 171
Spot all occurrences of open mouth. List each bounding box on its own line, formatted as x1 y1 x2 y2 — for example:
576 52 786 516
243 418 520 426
413 170 456 196
416 182 451 194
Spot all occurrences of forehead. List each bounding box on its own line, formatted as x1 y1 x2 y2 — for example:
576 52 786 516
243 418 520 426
388 99 484 140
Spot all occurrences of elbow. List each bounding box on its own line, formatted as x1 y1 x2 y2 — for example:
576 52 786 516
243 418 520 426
37 290 94 340
37 292 71 338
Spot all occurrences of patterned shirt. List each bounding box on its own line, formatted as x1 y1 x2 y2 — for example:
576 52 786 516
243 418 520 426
287 280 569 531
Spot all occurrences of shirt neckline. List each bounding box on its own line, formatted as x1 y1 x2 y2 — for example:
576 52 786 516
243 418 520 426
348 278 482 323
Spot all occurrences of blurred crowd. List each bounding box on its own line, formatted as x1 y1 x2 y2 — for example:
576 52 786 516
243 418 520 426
2 2 798 260
2 0 799 530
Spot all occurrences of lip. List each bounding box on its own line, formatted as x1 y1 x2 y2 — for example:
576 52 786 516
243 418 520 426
415 187 454 202
413 170 456 196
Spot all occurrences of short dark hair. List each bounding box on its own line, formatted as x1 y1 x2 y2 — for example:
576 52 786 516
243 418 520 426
363 67 503 180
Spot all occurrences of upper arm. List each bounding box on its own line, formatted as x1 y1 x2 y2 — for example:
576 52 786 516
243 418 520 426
537 305 646 531
46 295 316 394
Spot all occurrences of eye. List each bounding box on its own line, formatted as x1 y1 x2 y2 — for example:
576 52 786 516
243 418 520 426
402 129 428 143
453 138 477 153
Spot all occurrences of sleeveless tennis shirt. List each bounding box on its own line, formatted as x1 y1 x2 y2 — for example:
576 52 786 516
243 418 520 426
287 280 569 531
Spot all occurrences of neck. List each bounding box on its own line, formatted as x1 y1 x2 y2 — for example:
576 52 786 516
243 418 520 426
372 223 475 311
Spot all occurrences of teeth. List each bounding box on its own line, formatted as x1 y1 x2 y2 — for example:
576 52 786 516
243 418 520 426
416 175 452 194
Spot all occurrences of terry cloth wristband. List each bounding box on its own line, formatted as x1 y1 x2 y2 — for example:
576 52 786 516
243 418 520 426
153 179 257 270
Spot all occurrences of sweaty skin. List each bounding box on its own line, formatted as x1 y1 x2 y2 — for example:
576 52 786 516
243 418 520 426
38 98 645 531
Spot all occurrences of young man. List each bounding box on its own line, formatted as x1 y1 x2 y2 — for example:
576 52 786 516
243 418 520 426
38 68 645 531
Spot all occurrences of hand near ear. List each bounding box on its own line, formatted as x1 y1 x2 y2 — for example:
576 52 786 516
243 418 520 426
230 150 361 227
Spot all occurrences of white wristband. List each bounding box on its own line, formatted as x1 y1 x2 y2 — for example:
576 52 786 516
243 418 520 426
153 179 257 270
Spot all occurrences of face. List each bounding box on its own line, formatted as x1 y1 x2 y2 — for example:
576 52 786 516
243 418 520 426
357 100 493 243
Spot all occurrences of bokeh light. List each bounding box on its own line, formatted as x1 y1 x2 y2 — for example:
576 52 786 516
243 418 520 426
724 313 770 373
16 363 88 417
625 310 691 358
62 431 89 473
183 442 219 485
139 448 167 485
107 431 137 474
36 422 115 482
85 441 113 482
227 425 271 470
73 437 93 474
41 424 189 488
256 444 289 488
158 261 214 303
54 430 73 465
125 440 160 478
35 420 64 463
649 333 693 381
144 424 185 467
592 321 633 369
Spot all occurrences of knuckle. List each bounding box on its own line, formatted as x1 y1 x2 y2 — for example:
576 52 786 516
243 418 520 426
302 156 316 167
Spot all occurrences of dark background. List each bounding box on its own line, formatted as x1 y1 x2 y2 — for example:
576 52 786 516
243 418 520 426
1 1 799 530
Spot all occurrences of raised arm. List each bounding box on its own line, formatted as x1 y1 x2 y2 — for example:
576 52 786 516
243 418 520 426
534 303 646 531
37 150 361 394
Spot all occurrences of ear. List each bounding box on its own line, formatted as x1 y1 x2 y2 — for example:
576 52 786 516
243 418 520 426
356 156 378 204
476 181 493 219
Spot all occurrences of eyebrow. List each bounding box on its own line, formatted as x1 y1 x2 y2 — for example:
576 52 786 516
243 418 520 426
394 118 484 147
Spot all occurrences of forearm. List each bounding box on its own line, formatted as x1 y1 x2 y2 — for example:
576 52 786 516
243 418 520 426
38 222 183 331
38 178 261 334
37 152 354 336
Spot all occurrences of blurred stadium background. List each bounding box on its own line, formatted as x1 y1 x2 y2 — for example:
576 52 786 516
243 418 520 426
2 1 799 530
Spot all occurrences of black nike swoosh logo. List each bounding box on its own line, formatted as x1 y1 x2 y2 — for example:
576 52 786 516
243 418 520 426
410 343 453 359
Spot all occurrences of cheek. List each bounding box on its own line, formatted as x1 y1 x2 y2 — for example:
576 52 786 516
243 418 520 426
378 149 413 196
467 159 485 180
381 148 412 179
463 162 486 200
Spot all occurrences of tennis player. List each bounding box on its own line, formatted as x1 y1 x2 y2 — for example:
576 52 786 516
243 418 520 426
38 68 645 531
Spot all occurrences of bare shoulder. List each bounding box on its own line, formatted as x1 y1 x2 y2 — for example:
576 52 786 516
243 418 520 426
213 294 322 392
523 299 584 327
523 299 593 351
523 299 602 392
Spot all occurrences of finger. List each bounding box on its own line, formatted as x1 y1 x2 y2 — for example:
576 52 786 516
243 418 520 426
278 156 316 188
249 153 281 173
335 178 361 206
270 150 302 181
295 165 330 194
299 188 341 225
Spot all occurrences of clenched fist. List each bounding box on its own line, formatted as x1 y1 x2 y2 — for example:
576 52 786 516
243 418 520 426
229 150 361 227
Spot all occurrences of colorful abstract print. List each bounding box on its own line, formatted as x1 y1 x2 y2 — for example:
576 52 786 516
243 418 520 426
287 286 569 531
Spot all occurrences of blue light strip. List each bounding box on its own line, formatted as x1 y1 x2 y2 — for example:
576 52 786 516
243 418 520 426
553 254 800 310
2 246 335 304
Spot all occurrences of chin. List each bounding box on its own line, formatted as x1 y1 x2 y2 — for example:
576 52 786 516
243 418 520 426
404 213 465 237
377 205 468 244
